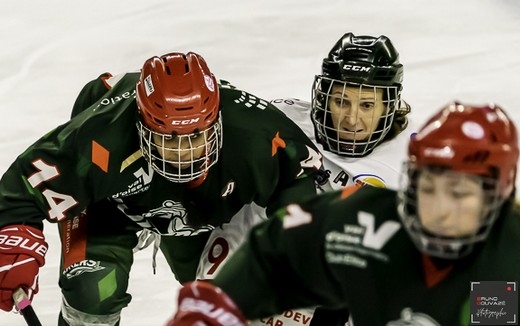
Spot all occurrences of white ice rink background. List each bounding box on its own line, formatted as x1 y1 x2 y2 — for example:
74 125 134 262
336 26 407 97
1 0 520 324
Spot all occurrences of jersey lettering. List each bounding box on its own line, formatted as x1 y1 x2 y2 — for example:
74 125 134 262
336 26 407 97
113 166 153 198
27 159 78 221
42 189 78 221
221 181 235 197
270 98 298 106
99 89 136 106
62 259 106 279
206 237 230 275
258 309 312 325
333 170 351 187
27 159 59 188
358 211 400 250
134 166 153 185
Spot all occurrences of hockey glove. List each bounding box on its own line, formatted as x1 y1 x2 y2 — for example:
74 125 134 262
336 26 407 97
0 225 47 312
167 281 247 326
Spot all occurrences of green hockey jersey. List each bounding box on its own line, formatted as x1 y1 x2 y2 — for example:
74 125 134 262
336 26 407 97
213 186 520 325
0 72 323 236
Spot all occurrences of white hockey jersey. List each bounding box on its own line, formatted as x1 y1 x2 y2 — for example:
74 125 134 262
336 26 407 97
271 97 417 191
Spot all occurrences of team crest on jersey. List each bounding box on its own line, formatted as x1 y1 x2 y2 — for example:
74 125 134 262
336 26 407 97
325 211 400 268
112 165 153 198
353 173 386 188
143 200 215 236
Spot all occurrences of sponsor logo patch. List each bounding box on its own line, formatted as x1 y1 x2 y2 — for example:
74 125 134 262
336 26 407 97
63 259 105 279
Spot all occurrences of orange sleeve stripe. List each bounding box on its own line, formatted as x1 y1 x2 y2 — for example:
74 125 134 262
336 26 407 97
340 185 360 199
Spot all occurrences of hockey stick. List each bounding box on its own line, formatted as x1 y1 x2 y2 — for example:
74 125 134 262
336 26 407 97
12 288 43 326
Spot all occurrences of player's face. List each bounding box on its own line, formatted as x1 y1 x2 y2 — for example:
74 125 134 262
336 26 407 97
417 169 485 238
328 85 386 141
152 131 210 169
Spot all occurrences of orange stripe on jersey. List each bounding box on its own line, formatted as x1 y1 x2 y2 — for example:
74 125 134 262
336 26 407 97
61 213 88 269
271 132 286 156
92 140 110 172
340 184 361 199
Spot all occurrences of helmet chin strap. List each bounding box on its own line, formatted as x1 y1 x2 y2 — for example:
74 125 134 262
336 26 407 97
187 171 209 189
186 137 218 188
183 154 211 188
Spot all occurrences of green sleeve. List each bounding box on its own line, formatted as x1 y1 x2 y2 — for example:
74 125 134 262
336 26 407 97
217 86 324 216
0 73 141 230
213 186 520 324
0 73 110 229
264 106 323 214
267 144 321 215
0 124 90 229
213 191 346 319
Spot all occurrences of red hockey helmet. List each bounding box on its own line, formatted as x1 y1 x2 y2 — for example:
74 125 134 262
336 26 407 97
409 101 518 200
137 52 220 135
136 52 223 183
399 101 519 259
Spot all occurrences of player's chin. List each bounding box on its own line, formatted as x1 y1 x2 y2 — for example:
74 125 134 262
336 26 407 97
338 133 369 141
168 163 192 170
424 226 466 238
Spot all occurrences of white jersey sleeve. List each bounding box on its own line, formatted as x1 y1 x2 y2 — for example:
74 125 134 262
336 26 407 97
271 97 316 142
195 203 266 279
196 201 316 326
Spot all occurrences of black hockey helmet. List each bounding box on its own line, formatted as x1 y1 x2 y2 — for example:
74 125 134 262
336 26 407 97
322 33 403 87
312 33 405 157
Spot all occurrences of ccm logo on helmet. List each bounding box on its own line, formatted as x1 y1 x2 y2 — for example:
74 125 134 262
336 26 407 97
172 118 200 125
342 65 371 72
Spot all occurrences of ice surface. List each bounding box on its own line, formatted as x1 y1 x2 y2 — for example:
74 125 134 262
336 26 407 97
1 0 519 324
